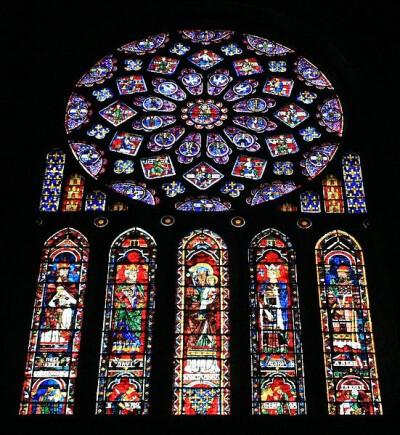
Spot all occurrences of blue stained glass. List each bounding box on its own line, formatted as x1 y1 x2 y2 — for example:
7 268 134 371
39 149 66 212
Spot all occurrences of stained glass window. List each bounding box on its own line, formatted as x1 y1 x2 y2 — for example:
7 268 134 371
96 228 156 415
61 173 85 212
85 190 106 211
108 201 129 211
249 229 306 415
300 191 321 213
39 149 65 212
315 230 382 415
172 229 230 415
342 152 367 213
64 31 344 212
322 174 344 213
19 228 89 415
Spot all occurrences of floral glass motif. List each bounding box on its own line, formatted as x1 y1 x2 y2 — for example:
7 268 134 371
96 228 156 415
315 230 382 415
162 180 186 197
300 191 321 213
19 229 89 415
114 160 134 174
85 190 106 211
39 149 66 212
249 229 306 415
323 174 344 213
61 174 84 212
87 124 110 140
124 59 143 71
342 152 367 213
93 88 114 102
172 229 230 415
65 30 344 210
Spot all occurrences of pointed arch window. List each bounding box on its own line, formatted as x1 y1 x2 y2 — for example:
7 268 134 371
322 174 344 213
39 149 65 212
62 174 85 212
249 229 306 415
342 152 367 213
19 228 89 415
316 230 382 415
96 228 157 415
172 229 230 415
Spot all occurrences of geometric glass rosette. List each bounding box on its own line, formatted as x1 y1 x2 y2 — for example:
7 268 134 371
65 30 344 210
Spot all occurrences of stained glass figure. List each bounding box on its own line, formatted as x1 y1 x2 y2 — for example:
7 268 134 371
300 191 321 213
249 229 306 415
265 134 299 157
322 174 344 213
19 228 89 415
263 77 294 97
315 230 382 415
147 56 180 74
172 229 230 415
39 149 66 212
116 75 147 95
85 190 106 211
231 155 266 179
232 58 263 76
109 132 143 156
342 152 367 213
140 154 175 179
183 162 223 189
65 30 344 210
96 228 156 415
61 174 84 212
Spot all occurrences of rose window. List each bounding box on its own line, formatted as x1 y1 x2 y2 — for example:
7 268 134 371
65 30 344 211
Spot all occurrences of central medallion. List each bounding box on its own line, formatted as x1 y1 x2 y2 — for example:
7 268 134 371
181 98 228 129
